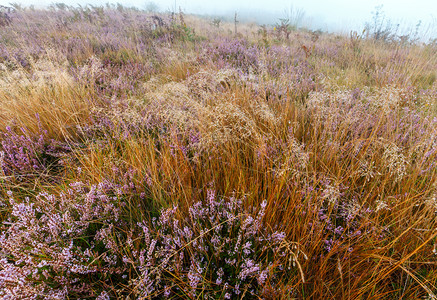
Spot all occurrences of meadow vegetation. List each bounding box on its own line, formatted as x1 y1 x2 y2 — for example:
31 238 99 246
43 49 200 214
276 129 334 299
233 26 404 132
1 4 437 299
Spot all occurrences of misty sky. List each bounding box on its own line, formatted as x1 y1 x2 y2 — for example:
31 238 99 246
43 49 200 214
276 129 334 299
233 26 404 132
2 0 437 37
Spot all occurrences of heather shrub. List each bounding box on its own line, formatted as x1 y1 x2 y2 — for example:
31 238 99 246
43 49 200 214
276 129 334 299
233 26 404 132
0 125 70 180
0 186 303 299
205 39 259 73
0 182 128 299
130 191 304 299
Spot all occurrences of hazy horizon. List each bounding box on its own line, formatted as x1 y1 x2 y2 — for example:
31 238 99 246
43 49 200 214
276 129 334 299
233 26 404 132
1 0 436 39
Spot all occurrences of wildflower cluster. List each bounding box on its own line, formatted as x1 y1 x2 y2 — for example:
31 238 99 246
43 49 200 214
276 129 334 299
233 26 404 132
0 125 70 180
130 191 300 299
0 186 300 299
0 182 126 298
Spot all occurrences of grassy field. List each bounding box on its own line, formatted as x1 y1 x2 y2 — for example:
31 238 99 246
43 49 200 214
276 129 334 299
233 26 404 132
1 5 437 299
